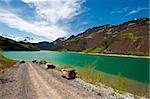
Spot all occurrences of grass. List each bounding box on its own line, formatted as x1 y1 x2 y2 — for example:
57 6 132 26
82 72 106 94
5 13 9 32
77 66 149 97
127 52 149 56
54 65 129 91
127 33 142 42
111 73 128 92
77 66 129 92
0 51 16 71
20 43 39 50
82 47 103 53
52 62 149 97
77 66 101 86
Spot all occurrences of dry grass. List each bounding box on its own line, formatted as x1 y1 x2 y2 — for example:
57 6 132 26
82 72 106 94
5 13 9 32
0 51 16 71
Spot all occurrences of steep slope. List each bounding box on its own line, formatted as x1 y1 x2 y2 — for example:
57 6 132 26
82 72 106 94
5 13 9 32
53 18 149 56
0 36 40 51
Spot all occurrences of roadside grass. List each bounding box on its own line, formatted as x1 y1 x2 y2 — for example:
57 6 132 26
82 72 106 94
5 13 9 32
77 66 101 86
55 65 128 91
77 66 128 92
54 65 127 91
52 63 149 97
0 51 16 71
77 66 149 97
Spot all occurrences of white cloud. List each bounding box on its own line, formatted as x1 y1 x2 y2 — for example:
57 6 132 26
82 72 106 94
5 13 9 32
0 0 85 41
111 7 148 17
111 7 129 14
22 0 85 24
0 9 67 41
125 7 148 16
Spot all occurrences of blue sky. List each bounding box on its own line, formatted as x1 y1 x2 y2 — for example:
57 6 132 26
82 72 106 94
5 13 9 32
0 0 149 42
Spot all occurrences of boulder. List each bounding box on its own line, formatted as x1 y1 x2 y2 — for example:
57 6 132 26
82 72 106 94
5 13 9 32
61 68 76 79
45 64 55 69
32 60 36 63
20 60 25 63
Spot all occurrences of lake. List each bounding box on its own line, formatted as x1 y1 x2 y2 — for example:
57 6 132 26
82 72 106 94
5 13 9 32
4 51 149 84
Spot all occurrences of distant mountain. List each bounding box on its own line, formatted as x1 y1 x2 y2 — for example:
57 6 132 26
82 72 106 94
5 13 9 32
21 37 39 43
31 38 65 50
52 18 149 56
0 34 40 43
32 41 53 50
0 36 40 51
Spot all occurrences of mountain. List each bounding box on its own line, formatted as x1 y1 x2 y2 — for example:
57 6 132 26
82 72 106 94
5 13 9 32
21 37 39 43
0 36 40 51
31 38 65 50
52 18 149 56
32 42 53 50
0 34 40 43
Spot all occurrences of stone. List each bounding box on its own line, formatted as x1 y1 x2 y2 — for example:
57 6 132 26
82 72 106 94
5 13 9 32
61 68 76 79
45 64 55 69
20 60 25 63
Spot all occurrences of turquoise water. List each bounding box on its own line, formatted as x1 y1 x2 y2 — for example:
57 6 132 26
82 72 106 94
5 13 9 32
4 51 149 84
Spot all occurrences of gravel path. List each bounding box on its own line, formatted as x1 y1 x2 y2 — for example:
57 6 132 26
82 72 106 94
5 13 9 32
0 62 100 99
0 62 147 99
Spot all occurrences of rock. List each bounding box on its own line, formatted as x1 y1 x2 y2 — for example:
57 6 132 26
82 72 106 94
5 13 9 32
19 60 25 63
32 60 36 63
97 92 103 96
61 68 76 79
45 64 55 69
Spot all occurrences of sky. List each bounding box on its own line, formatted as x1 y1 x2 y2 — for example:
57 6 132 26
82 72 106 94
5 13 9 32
0 0 149 42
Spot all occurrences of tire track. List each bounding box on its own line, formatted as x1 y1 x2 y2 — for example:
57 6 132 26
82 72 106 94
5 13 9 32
28 63 62 99
28 63 98 99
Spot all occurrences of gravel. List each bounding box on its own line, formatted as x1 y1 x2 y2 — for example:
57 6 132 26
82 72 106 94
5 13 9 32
0 62 148 99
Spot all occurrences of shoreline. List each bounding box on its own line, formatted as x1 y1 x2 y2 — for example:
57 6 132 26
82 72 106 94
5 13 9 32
3 50 150 59
43 50 150 59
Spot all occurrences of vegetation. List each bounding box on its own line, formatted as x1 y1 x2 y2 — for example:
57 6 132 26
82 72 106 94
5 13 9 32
77 66 101 86
0 36 40 51
20 43 39 50
53 18 149 56
0 51 16 71
54 65 128 91
127 33 141 42
76 66 129 92
127 52 149 56
49 63 149 96
111 73 127 92
82 47 103 53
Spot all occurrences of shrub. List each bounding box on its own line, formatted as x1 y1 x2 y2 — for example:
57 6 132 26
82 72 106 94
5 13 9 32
82 48 93 53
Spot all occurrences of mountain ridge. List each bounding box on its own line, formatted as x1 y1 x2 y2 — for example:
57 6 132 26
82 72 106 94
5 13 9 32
0 36 40 51
51 18 149 56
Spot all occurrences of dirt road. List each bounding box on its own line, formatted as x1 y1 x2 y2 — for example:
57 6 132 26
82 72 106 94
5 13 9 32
0 62 102 99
